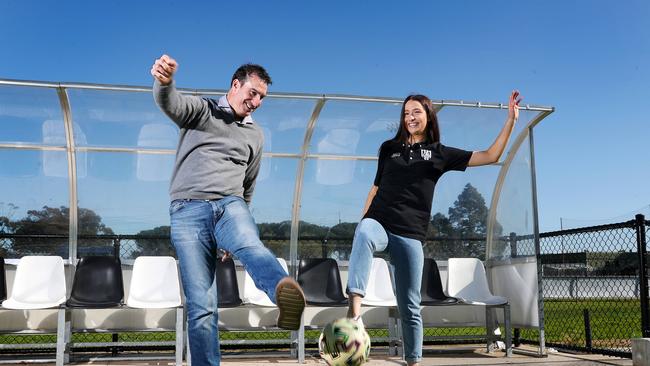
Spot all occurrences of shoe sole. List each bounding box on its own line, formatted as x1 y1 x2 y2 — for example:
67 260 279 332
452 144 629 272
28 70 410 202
276 278 305 330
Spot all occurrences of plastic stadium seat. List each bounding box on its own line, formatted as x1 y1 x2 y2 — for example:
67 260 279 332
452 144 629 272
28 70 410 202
0 257 6 301
420 258 459 306
216 257 242 308
447 258 512 356
2 256 66 309
297 258 347 306
361 258 397 306
127 256 181 309
1 256 68 365
126 256 184 365
242 257 288 306
66 256 124 308
447 258 508 306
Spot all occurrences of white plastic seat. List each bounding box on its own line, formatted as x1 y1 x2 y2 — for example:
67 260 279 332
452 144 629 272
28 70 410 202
447 258 507 305
1 256 70 365
2 256 66 309
242 257 288 306
126 256 184 365
361 258 397 306
447 257 511 356
127 256 181 309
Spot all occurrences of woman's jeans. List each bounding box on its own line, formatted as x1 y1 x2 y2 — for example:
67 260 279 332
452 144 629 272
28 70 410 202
347 218 424 364
170 196 287 366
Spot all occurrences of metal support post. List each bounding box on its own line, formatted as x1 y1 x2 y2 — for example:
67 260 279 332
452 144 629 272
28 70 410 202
636 214 650 337
56 307 71 366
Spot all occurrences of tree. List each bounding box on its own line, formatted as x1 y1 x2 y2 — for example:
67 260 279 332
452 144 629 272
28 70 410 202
424 184 494 260
258 220 292 239
447 183 488 259
1 205 114 256
329 222 356 239
322 222 357 260
425 212 461 259
429 212 454 238
257 220 358 259
0 202 18 234
448 183 488 237
131 225 174 258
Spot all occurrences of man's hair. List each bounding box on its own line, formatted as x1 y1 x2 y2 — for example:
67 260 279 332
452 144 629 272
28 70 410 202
231 64 272 86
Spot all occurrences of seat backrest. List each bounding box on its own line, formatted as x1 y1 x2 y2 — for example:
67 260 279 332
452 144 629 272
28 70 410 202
298 258 347 305
1 257 7 301
67 256 124 307
242 257 288 306
215 257 242 308
7 256 66 306
127 256 181 308
363 258 396 304
446 258 494 300
421 258 448 301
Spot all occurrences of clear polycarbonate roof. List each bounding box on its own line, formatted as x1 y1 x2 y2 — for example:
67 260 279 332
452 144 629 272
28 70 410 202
0 79 553 261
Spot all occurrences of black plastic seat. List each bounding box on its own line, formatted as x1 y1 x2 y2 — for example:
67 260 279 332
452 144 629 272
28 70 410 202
66 256 124 308
421 258 459 306
216 257 242 308
1 257 7 301
298 258 347 306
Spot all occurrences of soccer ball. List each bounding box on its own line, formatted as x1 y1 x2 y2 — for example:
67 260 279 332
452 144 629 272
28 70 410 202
318 317 371 366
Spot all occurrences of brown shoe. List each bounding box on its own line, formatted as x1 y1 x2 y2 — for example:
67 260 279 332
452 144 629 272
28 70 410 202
275 276 305 330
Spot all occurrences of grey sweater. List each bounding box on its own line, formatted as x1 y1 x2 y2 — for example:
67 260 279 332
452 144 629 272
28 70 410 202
153 80 264 204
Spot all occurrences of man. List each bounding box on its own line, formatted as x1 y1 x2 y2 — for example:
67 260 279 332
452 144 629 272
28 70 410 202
151 54 305 366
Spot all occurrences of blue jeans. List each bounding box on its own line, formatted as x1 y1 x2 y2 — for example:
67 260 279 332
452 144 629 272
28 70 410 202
170 196 288 366
346 218 424 364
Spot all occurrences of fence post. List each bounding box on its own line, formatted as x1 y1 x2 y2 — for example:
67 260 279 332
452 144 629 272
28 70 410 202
513 328 521 347
509 232 517 257
111 237 121 356
636 214 650 337
583 309 592 351
113 238 121 259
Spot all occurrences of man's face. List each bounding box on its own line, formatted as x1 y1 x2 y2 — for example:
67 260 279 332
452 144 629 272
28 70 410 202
228 73 268 118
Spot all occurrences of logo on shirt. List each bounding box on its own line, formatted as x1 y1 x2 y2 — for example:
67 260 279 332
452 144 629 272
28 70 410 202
390 152 401 159
420 149 432 160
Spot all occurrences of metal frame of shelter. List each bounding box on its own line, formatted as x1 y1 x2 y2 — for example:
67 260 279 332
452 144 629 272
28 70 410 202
0 78 554 356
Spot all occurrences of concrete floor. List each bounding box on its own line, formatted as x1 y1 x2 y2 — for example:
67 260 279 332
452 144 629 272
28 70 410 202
0 345 633 366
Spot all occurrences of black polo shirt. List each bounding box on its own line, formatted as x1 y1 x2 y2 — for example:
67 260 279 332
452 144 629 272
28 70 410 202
364 140 473 242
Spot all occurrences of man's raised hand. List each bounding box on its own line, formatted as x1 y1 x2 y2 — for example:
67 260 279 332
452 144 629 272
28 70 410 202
150 54 178 85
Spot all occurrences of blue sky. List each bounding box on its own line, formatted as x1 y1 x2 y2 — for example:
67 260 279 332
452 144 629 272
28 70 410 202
0 0 648 232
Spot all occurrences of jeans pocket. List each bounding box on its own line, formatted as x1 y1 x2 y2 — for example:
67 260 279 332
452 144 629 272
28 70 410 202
169 199 187 215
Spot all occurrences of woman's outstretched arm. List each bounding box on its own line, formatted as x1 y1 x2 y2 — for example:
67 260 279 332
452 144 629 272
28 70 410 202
361 185 379 217
468 90 521 167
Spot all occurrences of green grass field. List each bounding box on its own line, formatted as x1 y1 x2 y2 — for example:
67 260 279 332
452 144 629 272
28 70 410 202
0 299 642 353
520 299 641 350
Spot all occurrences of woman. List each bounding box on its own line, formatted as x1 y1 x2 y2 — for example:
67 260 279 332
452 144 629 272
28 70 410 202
346 91 521 365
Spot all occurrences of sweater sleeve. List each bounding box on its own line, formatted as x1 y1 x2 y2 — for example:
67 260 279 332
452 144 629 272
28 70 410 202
243 132 264 204
153 80 209 128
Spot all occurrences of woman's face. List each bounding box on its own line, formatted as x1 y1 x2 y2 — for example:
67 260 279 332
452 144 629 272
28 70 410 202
403 100 428 138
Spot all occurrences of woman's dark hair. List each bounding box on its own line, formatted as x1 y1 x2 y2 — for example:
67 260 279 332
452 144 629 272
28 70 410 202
390 94 440 144
231 63 272 86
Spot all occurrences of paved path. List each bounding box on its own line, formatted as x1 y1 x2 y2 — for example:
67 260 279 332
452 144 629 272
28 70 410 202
0 346 633 366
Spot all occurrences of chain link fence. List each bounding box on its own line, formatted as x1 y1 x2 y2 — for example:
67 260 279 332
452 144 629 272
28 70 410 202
517 215 649 358
298 235 487 261
2 216 648 358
